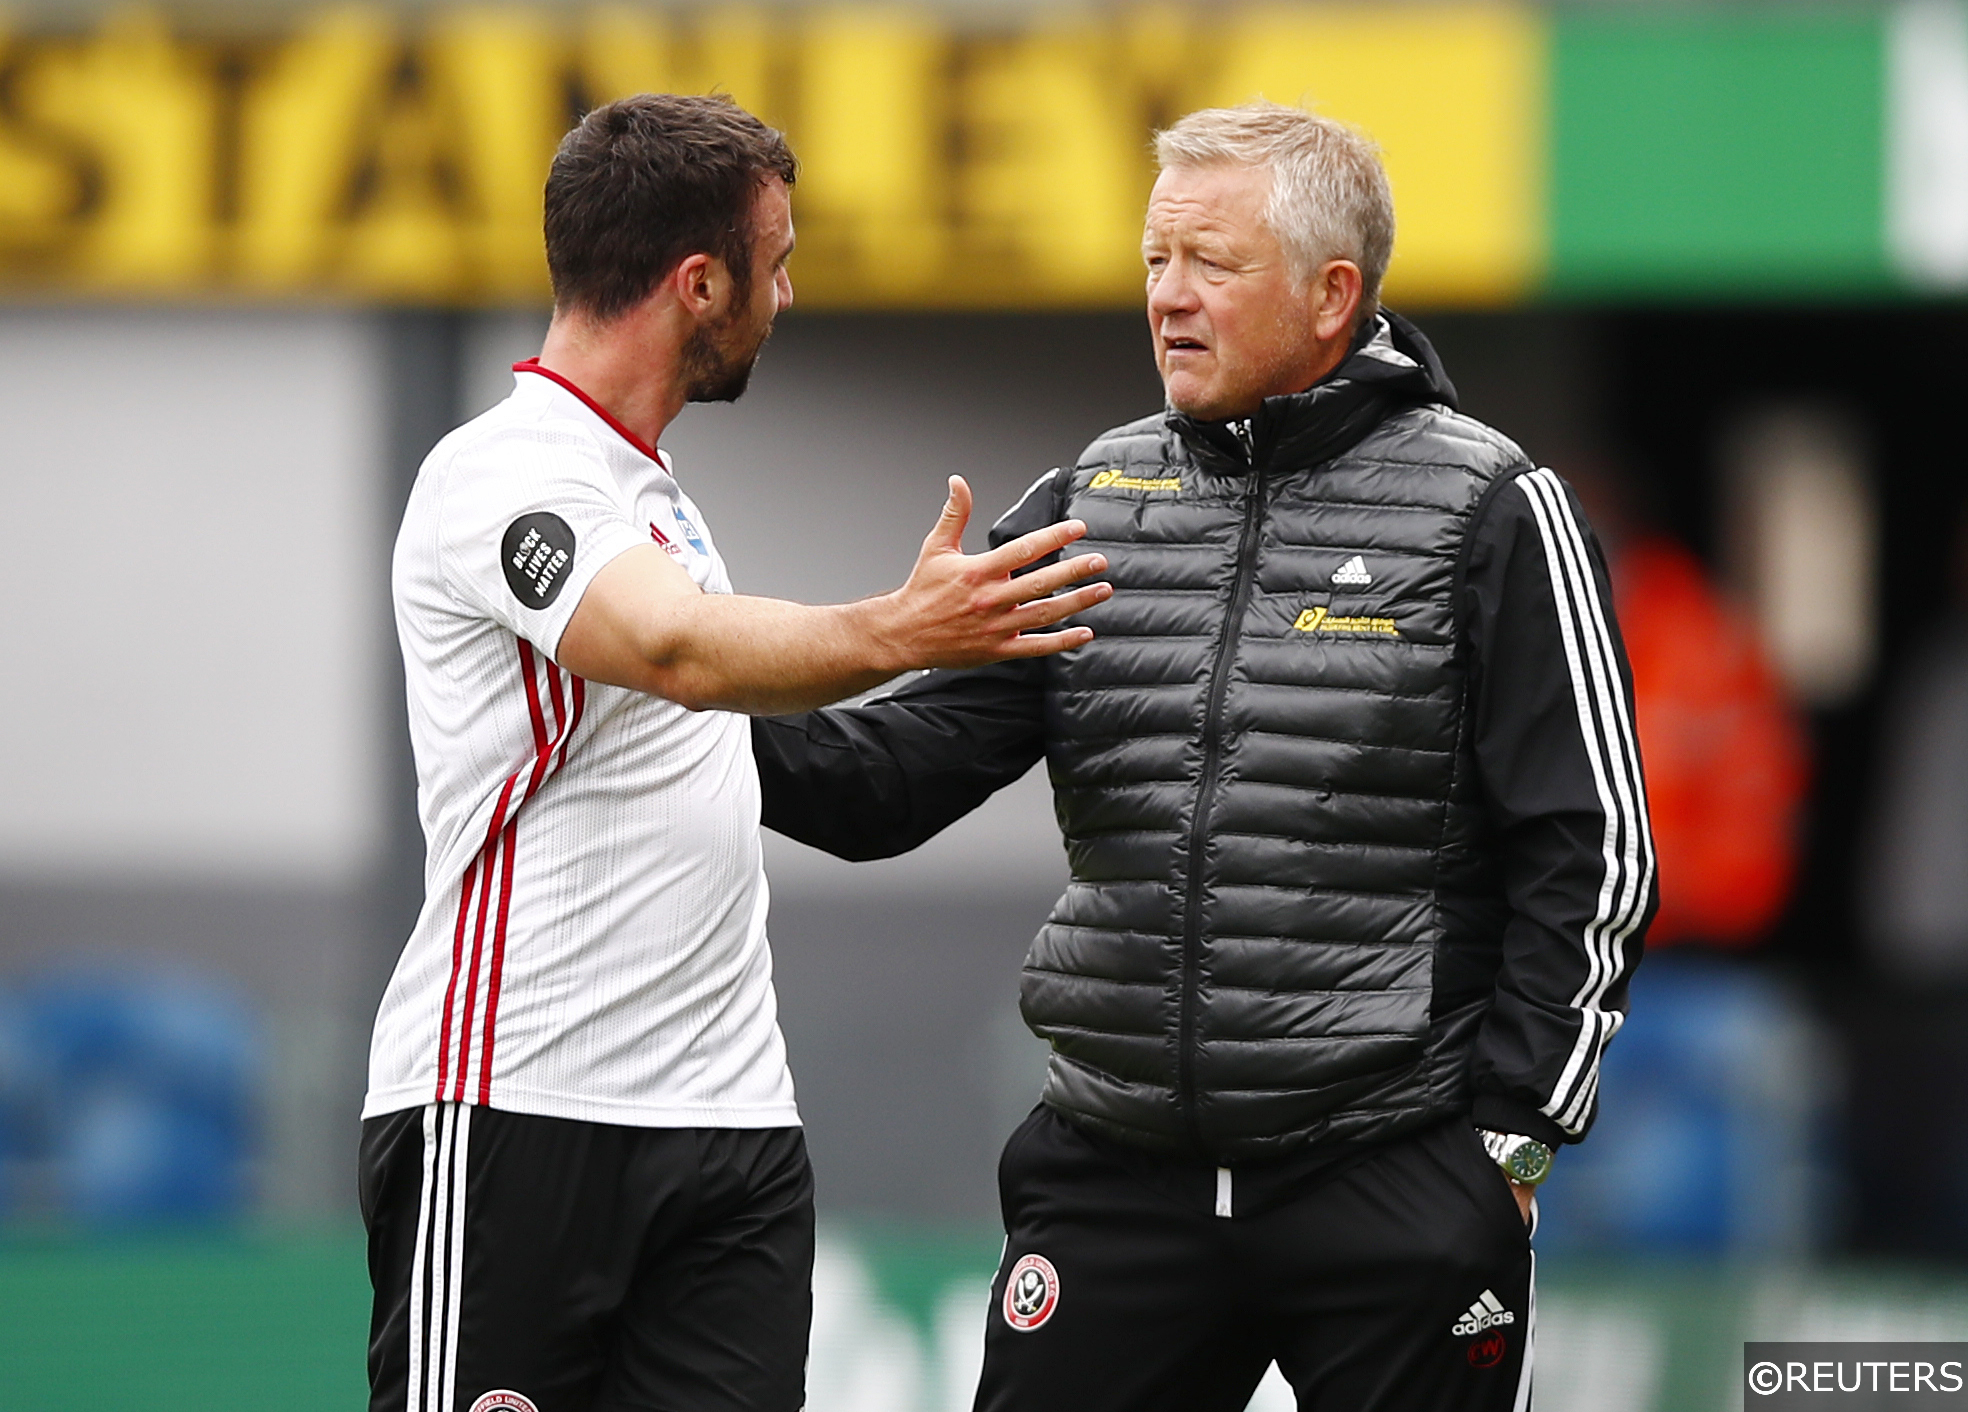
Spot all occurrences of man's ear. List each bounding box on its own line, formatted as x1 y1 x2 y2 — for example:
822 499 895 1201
1312 260 1365 344
671 251 729 320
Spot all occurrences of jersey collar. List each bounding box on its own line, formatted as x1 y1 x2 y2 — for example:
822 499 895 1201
512 359 667 467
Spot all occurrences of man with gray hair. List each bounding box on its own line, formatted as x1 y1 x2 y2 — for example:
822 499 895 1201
756 101 1654 1411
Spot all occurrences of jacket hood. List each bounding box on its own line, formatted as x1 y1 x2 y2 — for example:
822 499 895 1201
1169 311 1458 473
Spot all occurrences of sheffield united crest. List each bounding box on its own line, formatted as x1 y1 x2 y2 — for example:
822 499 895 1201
1002 1253 1060 1332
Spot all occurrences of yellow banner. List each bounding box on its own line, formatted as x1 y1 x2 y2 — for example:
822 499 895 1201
0 6 1543 307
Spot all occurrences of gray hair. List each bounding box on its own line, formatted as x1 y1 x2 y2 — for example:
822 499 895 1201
1154 101 1395 314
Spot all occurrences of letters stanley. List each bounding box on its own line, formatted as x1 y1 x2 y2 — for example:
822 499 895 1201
0 8 1532 306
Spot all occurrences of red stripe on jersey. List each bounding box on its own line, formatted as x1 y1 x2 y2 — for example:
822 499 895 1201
433 670 529 1102
470 646 586 1105
475 651 551 1104
545 659 567 738
519 639 552 756
433 855 480 1099
449 648 545 1100
478 818 519 1104
512 359 662 464
434 769 515 1103
450 778 511 1101
558 676 586 773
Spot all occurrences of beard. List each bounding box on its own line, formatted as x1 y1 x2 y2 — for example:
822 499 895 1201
682 302 774 404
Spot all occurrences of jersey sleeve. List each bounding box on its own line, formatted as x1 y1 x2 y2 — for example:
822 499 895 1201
1462 467 1658 1146
753 661 1048 859
750 469 1065 858
435 433 651 660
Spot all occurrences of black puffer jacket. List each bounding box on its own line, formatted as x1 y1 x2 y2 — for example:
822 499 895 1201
756 314 1654 1164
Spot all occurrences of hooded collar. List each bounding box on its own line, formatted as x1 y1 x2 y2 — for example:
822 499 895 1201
1168 311 1458 475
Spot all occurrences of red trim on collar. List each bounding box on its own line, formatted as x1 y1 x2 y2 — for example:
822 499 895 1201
512 359 663 464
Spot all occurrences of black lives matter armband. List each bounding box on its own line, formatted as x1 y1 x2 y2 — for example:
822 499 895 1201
501 512 577 609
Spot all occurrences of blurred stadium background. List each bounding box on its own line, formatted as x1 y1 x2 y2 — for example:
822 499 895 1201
5 0 1968 1407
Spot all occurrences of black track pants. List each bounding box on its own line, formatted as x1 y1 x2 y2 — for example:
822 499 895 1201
361 1103 814 1412
974 1109 1534 1412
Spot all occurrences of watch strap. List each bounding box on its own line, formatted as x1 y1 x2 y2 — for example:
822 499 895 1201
1477 1128 1555 1186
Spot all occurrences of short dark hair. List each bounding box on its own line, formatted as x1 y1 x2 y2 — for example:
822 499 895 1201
544 93 797 323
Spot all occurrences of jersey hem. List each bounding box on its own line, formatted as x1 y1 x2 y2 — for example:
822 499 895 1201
361 1081 802 1129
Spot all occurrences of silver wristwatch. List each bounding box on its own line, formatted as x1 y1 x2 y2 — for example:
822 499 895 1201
1477 1129 1554 1186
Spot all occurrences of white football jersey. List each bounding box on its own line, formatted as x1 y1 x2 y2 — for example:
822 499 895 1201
364 362 799 1129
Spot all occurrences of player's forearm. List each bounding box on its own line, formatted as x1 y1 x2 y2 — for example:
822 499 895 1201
556 482 1107 710
625 592 908 715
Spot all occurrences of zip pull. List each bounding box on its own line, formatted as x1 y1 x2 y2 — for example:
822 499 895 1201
1228 417 1255 460
1215 1166 1233 1218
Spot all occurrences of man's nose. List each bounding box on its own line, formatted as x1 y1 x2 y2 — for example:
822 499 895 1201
776 266 794 312
1147 261 1198 319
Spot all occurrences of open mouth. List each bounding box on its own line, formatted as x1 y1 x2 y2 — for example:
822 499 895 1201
1164 337 1208 354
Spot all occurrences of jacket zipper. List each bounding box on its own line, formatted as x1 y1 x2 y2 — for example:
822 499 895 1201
1177 441 1266 1149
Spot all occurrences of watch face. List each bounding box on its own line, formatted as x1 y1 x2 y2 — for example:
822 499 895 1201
1503 1141 1553 1185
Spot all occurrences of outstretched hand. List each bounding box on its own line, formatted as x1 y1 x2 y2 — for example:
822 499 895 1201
874 476 1111 669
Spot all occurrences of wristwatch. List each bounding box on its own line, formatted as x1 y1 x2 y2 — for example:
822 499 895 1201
1477 1129 1555 1187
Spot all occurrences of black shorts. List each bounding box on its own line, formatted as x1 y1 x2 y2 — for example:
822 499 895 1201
360 1103 813 1412
974 1109 1534 1412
